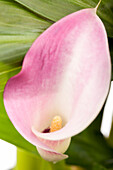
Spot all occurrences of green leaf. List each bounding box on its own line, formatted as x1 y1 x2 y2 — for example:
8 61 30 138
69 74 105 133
91 163 108 170
66 113 113 169
0 0 51 34
0 0 51 83
0 0 51 90
14 0 113 37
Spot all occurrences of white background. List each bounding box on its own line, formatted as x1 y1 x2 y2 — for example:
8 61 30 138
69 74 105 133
0 139 16 170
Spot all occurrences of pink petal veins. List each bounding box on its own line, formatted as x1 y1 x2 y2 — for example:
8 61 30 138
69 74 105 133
3 7 111 161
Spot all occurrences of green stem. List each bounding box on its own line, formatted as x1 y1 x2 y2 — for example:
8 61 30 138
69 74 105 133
13 148 73 170
13 148 51 170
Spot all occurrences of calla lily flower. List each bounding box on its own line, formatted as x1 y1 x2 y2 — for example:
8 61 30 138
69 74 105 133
3 3 111 162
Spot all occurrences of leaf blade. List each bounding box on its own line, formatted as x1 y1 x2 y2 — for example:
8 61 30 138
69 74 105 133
14 0 113 37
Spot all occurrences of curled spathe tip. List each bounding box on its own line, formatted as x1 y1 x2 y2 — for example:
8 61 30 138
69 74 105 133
94 0 102 13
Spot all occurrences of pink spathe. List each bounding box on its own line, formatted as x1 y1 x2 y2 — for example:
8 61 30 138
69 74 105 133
3 8 111 162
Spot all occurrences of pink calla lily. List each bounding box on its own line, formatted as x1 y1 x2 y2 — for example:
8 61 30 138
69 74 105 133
3 5 111 162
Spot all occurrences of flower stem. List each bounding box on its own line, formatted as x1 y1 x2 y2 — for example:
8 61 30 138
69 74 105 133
13 148 84 170
13 148 51 170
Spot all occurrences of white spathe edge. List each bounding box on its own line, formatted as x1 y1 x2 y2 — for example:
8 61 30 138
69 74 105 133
101 81 113 138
